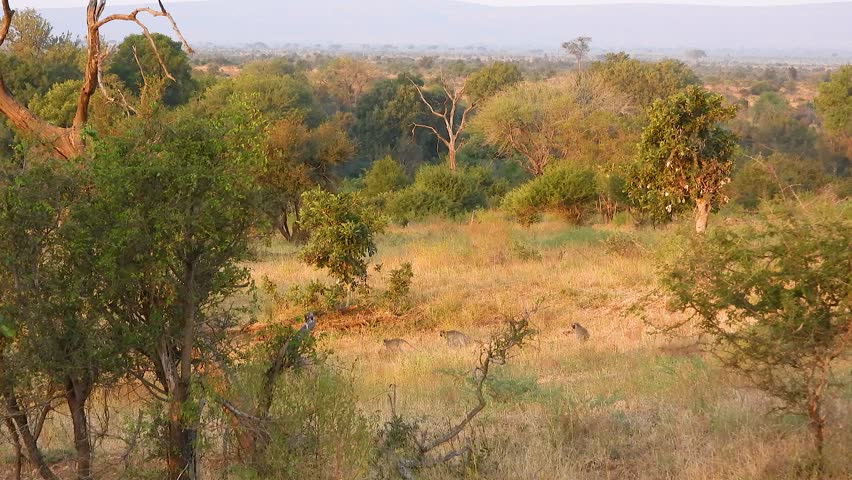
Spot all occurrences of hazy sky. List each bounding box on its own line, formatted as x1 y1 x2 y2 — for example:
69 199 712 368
14 0 839 7
474 0 833 4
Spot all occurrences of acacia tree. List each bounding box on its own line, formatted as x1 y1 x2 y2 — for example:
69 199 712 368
411 63 521 171
656 201 851 471
626 86 738 234
473 74 628 175
814 65 852 158
0 0 191 159
562 36 591 73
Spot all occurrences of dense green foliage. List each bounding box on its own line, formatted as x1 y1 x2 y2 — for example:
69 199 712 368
590 52 700 109
385 164 495 223
299 189 386 288
352 75 438 163
108 33 196 106
466 61 523 102
501 164 598 225
362 155 409 198
815 65 852 158
626 86 738 232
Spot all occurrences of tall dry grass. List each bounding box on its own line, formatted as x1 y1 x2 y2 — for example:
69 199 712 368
251 213 852 479
4 214 850 479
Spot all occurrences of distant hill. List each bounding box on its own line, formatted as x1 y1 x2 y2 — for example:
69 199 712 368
40 0 852 54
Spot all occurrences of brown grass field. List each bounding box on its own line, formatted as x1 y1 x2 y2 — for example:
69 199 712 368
4 213 851 479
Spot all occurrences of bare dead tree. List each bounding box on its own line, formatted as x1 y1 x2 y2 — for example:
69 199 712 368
410 73 479 171
0 0 192 159
395 306 538 479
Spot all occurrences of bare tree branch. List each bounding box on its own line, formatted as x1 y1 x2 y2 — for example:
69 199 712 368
0 0 192 159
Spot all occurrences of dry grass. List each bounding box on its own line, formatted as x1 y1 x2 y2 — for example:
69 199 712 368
251 213 851 479
4 214 850 479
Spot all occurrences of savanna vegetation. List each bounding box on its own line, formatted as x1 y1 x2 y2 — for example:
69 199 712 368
0 4 850 480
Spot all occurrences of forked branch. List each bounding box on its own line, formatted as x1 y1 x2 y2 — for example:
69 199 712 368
0 0 192 159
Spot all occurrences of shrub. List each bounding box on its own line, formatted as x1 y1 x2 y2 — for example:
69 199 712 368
385 164 491 223
225 365 375 480
283 280 345 313
509 238 542 261
362 155 409 198
382 262 415 314
501 164 599 225
727 154 829 210
299 189 386 289
656 199 851 467
749 80 780 95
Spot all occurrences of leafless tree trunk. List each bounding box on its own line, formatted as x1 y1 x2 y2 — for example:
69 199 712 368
0 0 192 159
410 74 478 172
1 386 60 480
3 417 23 480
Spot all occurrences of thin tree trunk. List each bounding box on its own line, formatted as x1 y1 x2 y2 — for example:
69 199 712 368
65 377 94 480
447 148 457 172
808 387 826 476
2 388 60 480
3 417 23 480
164 262 199 480
694 193 712 234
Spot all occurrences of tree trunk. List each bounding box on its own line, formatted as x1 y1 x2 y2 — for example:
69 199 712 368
2 388 60 480
65 378 94 480
447 148 457 172
163 262 199 480
166 387 197 480
3 417 23 480
694 193 712 234
808 389 826 476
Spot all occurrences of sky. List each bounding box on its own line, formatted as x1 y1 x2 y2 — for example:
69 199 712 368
13 0 840 7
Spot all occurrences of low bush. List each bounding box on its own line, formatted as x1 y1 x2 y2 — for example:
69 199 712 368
385 164 494 223
502 164 599 225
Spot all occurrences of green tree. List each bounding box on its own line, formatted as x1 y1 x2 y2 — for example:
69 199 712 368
656 201 851 469
465 62 523 103
473 74 629 175
299 189 386 289
197 71 318 124
29 79 82 127
362 155 409 198
589 53 700 109
626 86 738 233
108 33 196 106
353 75 438 163
814 65 852 157
73 103 265 480
0 156 111 480
259 116 354 242
313 56 380 111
